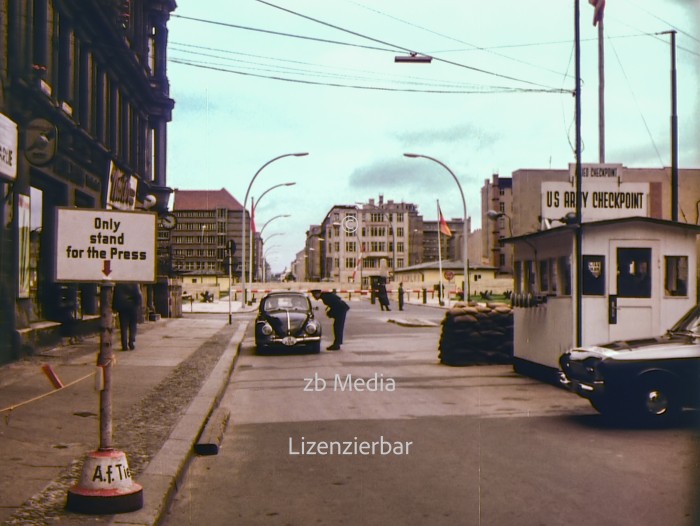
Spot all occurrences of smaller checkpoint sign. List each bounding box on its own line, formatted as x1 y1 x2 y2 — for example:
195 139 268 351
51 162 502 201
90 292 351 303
55 208 157 283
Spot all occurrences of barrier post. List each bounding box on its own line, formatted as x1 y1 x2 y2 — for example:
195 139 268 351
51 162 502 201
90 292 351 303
67 282 143 514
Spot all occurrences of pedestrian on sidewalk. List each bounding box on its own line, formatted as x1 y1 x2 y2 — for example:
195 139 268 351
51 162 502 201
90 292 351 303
398 282 405 311
113 283 142 351
310 289 349 351
377 278 391 311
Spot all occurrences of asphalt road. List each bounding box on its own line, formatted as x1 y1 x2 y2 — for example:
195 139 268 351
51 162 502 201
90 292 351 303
162 299 700 526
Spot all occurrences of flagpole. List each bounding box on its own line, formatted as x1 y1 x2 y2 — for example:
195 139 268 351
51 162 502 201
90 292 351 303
437 201 445 307
597 19 605 163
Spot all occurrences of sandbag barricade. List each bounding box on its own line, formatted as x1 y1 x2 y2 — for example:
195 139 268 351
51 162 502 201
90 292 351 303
438 302 514 366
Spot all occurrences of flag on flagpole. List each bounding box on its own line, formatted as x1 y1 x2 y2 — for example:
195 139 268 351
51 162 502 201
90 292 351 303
589 0 605 26
352 250 363 282
438 203 452 237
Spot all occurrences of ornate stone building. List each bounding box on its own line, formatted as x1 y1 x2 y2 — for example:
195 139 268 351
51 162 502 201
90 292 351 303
0 0 176 363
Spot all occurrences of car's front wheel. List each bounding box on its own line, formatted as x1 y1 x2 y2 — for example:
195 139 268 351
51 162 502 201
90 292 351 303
635 378 680 425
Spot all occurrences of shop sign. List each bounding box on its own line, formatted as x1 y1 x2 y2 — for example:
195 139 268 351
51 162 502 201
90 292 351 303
0 113 18 181
106 161 137 210
55 208 156 283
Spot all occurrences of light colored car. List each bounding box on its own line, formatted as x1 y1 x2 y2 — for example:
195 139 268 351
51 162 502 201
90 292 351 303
559 304 700 424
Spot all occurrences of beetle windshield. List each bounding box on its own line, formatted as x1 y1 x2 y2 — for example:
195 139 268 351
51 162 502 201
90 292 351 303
263 295 309 312
668 304 700 337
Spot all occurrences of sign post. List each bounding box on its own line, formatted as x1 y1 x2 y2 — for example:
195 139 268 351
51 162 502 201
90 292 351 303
61 208 156 514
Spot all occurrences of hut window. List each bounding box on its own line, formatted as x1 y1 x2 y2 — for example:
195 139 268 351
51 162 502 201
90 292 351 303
664 256 688 297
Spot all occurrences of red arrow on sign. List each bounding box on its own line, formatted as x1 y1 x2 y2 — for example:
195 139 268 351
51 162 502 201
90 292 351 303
102 260 112 277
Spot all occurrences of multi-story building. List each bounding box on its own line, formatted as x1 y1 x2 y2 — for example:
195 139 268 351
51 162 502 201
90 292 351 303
317 196 452 287
422 217 467 263
171 188 250 283
481 173 514 274
304 224 323 281
0 0 176 363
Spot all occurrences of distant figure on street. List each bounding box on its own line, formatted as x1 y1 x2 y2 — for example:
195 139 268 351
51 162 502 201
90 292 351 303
113 283 142 351
310 289 350 351
377 279 391 311
398 282 405 311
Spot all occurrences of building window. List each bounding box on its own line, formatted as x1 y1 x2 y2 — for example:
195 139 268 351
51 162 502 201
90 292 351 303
664 256 688 297
617 248 651 298
582 255 605 296
558 256 572 296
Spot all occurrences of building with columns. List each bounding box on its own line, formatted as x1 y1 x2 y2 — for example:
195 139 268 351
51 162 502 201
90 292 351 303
0 0 177 363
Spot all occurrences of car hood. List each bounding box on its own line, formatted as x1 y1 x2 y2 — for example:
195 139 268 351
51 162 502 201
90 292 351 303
263 310 310 335
568 335 700 362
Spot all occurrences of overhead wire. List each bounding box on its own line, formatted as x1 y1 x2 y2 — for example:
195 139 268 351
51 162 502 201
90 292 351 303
339 0 576 81
253 0 569 92
168 42 548 92
606 35 665 167
169 57 560 95
170 42 492 88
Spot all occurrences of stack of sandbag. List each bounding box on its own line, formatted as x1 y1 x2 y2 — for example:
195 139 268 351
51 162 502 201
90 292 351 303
438 302 514 366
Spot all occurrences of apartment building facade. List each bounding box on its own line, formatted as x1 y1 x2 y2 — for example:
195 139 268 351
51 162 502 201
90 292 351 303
171 188 250 282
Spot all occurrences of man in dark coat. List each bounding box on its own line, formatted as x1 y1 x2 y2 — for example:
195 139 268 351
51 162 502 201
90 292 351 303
310 289 349 351
113 283 142 350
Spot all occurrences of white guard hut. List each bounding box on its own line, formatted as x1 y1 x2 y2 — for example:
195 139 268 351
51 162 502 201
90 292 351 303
506 216 700 374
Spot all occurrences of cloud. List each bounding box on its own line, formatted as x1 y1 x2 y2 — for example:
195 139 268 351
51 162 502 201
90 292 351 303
396 123 500 150
348 158 429 191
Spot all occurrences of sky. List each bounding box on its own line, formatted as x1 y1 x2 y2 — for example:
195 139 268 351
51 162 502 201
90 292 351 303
165 0 700 273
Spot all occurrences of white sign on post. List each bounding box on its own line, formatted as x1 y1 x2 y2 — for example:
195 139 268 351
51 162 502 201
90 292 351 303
0 113 18 181
55 208 156 282
542 164 648 223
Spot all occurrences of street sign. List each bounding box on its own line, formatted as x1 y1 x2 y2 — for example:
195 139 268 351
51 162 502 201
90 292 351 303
55 208 157 283
444 270 454 280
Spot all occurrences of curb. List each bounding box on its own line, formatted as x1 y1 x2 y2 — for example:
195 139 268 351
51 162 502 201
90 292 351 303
109 320 250 526
387 318 439 328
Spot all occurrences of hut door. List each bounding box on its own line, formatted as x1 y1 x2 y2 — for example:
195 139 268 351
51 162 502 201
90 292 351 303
609 243 659 341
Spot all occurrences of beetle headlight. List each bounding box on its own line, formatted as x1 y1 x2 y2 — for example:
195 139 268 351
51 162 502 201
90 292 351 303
261 323 274 336
305 321 319 335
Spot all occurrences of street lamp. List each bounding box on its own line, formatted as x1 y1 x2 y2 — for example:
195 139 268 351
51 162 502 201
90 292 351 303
249 184 295 287
404 153 470 300
260 232 283 282
241 153 308 306
486 209 513 237
262 244 280 282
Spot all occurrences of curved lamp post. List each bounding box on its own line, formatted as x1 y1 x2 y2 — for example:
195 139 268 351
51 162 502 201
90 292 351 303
241 153 308 306
262 244 280 282
404 153 470 300
248 183 295 291
260 233 284 282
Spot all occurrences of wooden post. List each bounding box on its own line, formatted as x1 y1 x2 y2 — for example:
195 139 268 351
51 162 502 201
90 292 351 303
98 282 114 451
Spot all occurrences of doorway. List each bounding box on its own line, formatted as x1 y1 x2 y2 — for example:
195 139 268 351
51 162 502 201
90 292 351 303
609 242 659 341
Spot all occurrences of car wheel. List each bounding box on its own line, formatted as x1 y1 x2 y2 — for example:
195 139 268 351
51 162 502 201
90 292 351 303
636 379 679 425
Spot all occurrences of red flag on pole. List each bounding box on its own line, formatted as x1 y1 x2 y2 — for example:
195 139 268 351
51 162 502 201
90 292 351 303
438 203 452 237
589 0 605 26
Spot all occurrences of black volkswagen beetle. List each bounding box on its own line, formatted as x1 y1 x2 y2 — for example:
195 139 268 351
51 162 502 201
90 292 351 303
559 304 700 424
255 291 322 354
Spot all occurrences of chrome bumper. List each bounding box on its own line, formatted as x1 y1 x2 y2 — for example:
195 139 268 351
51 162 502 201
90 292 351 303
558 371 604 399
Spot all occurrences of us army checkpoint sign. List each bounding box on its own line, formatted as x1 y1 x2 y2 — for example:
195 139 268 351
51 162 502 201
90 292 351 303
55 208 157 283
